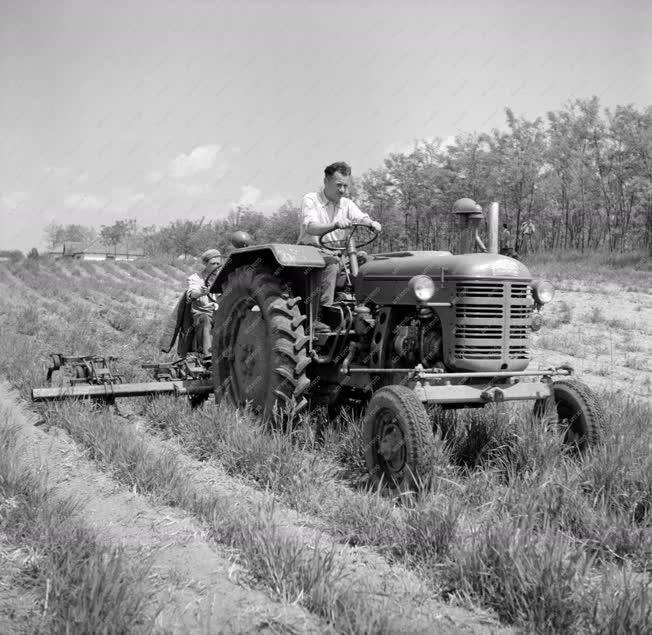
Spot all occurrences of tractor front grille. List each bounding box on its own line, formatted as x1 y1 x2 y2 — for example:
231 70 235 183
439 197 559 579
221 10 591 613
454 344 502 360
455 282 504 298
456 304 503 319
452 280 533 368
509 325 529 339
455 324 503 339
509 345 529 359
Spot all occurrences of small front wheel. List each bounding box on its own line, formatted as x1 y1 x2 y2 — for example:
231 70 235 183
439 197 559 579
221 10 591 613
534 379 606 451
362 385 435 492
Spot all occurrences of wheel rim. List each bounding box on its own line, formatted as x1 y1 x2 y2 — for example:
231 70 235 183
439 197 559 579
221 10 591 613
375 408 407 475
227 301 268 407
557 401 584 445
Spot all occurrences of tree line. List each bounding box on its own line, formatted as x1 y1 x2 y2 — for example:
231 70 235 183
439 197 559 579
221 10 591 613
41 204 302 260
359 97 652 254
36 97 652 260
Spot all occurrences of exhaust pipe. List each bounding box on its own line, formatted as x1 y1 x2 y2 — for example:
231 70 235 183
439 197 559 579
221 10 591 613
487 202 499 254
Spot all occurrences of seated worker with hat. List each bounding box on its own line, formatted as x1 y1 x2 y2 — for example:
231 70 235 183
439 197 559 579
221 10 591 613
187 249 222 356
298 161 381 332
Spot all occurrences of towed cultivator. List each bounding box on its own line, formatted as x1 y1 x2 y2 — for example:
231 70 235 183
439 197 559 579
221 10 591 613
32 354 213 406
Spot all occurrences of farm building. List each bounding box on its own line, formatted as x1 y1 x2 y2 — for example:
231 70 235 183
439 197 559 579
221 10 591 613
50 240 144 261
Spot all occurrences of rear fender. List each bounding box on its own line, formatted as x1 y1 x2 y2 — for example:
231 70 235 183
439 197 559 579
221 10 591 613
209 244 326 293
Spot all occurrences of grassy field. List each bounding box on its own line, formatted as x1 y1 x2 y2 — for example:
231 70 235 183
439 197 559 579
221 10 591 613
0 253 650 633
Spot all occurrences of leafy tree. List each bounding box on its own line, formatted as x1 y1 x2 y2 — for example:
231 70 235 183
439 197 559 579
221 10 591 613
382 141 447 250
227 206 270 242
488 109 547 251
100 219 137 255
358 168 406 252
43 222 96 248
267 201 301 244
605 104 652 251
145 218 206 260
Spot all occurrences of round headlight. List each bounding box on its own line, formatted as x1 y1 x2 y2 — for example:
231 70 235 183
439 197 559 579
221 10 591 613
533 280 555 304
409 275 436 302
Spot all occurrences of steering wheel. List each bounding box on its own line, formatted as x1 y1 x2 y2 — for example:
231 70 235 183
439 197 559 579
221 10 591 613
318 222 380 252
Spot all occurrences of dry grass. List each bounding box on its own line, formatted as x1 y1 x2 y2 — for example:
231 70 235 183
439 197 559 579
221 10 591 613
0 403 155 633
525 249 650 289
139 393 651 632
624 354 651 372
39 402 401 633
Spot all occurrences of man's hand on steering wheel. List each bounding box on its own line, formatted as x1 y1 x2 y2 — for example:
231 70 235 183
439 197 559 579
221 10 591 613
335 217 352 229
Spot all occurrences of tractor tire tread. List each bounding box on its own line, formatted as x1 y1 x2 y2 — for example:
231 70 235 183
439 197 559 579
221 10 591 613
212 266 310 422
291 315 307 328
287 297 301 308
293 335 310 352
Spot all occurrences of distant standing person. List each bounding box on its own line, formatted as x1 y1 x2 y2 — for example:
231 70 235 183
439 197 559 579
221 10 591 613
520 220 535 256
187 249 222 357
500 223 513 256
298 161 381 331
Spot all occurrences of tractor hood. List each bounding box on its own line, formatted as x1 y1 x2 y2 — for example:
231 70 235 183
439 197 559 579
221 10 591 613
355 251 532 304
359 251 531 278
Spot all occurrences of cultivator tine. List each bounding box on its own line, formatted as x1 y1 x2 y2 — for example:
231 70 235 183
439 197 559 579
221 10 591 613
43 354 123 386
142 354 211 381
45 354 64 383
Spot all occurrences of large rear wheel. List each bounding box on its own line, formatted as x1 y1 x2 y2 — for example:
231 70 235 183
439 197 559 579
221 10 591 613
212 267 311 422
362 385 435 493
534 379 606 451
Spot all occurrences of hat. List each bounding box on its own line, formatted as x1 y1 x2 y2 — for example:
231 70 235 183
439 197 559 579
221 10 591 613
201 248 221 263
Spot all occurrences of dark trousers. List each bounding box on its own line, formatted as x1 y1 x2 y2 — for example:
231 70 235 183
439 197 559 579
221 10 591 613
192 313 213 356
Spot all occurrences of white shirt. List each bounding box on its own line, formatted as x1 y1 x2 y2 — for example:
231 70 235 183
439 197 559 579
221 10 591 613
187 273 219 316
298 188 370 247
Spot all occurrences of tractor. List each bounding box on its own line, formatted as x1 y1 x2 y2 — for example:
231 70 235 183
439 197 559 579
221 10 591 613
208 198 605 489
32 198 605 491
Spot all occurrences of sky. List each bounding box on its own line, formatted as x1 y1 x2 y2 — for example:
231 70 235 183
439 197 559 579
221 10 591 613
1 0 652 252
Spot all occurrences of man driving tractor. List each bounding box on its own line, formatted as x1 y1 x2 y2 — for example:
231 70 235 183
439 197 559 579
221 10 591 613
299 161 382 332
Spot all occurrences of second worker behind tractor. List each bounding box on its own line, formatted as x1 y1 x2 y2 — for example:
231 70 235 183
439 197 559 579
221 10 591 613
298 161 381 332
187 248 222 357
